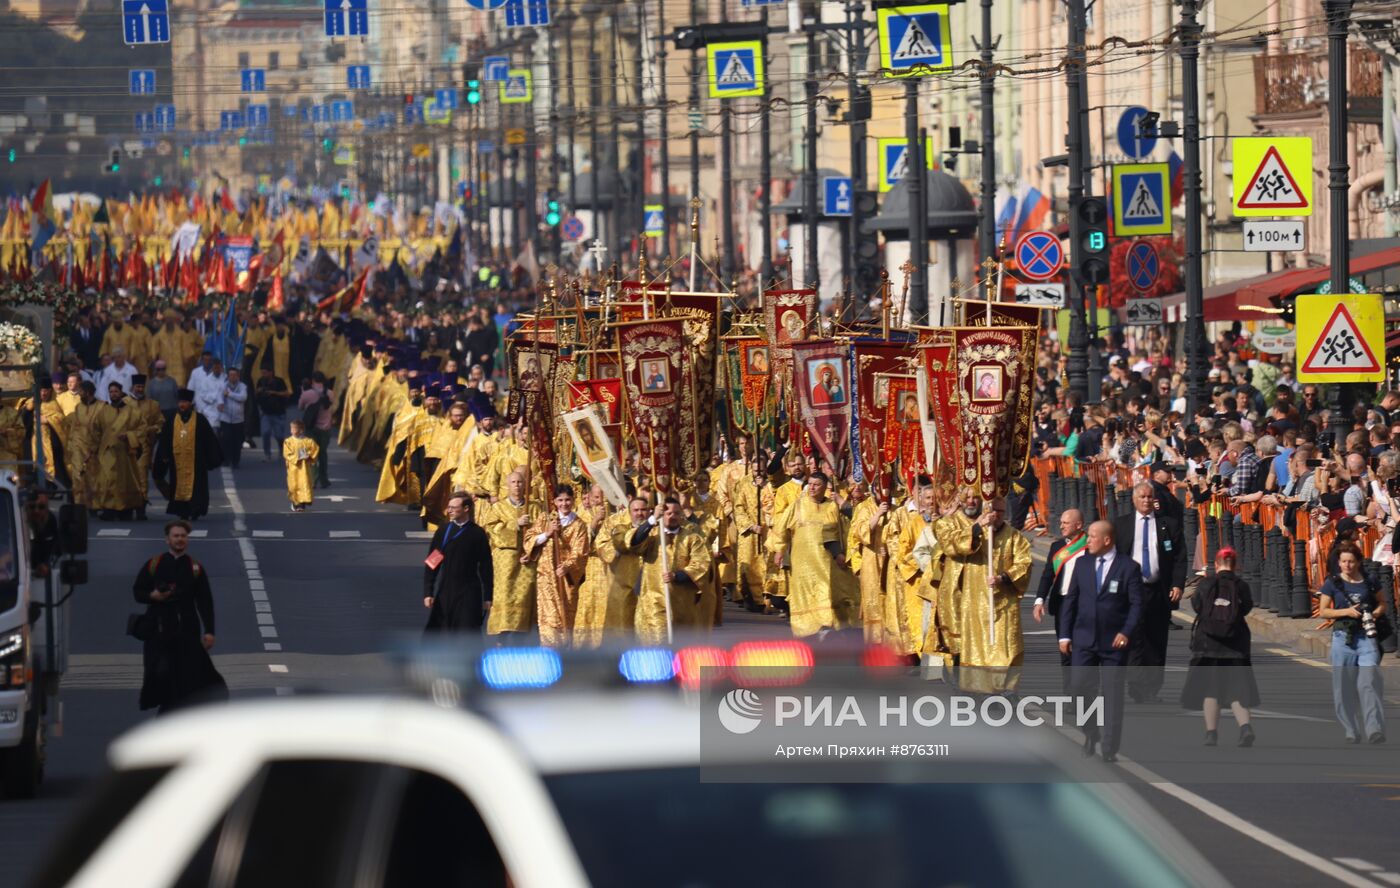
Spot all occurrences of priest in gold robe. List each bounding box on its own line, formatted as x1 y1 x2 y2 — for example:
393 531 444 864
128 374 165 519
933 494 1032 693
730 461 767 612
686 473 724 629
253 317 295 393
150 314 191 386
769 472 860 637
374 377 425 505
575 496 645 648
892 484 942 659
479 469 537 635
523 483 591 648
846 481 889 645
63 381 105 507
91 382 147 520
626 498 713 645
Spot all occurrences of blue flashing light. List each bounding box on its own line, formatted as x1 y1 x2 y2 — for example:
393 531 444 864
478 647 562 690
618 648 675 684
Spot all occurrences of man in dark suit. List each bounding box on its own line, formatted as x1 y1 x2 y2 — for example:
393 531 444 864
1033 508 1087 690
69 310 103 371
1113 481 1187 702
1060 520 1144 762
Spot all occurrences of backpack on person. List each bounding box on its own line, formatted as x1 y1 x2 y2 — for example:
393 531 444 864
1193 572 1244 647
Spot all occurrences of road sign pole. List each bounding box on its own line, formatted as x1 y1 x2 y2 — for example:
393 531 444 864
759 40 773 284
905 82 927 324
1180 0 1209 416
1077 13 1101 401
804 23 820 291
719 1 736 285
977 0 997 270
656 0 672 261
1064 0 1088 401
1326 0 1355 411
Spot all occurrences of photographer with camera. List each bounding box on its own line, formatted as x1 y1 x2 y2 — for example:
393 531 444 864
1318 543 1387 744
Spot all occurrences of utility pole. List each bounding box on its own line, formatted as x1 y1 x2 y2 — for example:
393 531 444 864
548 24 562 264
719 0 736 284
759 36 773 285
586 9 602 252
611 11 624 259
845 0 868 306
904 83 927 323
656 0 671 257
689 44 701 212
1180 0 1209 416
804 17 820 290
976 0 997 266
564 6 578 217
1064 0 1088 401
1078 21 1101 400
1325 0 1354 415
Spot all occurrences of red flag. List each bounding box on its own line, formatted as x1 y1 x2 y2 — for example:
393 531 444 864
182 257 200 305
267 274 285 312
206 250 225 292
343 267 369 312
30 179 50 225
220 188 236 214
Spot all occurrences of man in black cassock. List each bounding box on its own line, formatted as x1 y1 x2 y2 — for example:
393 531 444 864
422 493 493 631
132 520 227 713
152 389 224 521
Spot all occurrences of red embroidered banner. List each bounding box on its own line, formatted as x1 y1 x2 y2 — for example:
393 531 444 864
881 375 925 492
763 288 817 362
791 339 851 474
567 379 623 424
951 326 1037 499
851 341 911 488
616 318 688 492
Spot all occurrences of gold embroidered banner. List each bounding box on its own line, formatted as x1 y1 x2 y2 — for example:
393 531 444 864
616 318 688 492
851 341 911 487
763 288 817 362
791 339 851 474
881 375 925 492
567 379 623 424
951 326 1037 499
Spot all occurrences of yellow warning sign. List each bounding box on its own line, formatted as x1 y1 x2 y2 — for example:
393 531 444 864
876 136 934 193
707 40 764 99
1232 137 1312 218
1296 293 1384 383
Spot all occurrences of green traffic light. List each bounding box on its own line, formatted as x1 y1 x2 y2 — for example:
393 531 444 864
546 211 561 226
466 80 481 105
239 136 247 146
111 164 120 172
547 199 559 211
153 176 162 186
1085 231 1106 252
5 149 13 163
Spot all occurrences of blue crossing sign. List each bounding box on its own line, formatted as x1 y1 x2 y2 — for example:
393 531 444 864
822 176 853 217
240 68 265 92
1126 241 1160 292
499 70 532 103
1111 162 1172 236
129 69 156 95
503 0 549 27
347 65 371 90
122 0 170 45
435 88 459 110
877 4 951 78
741 0 785 5
324 0 368 38
708 41 763 99
153 103 177 131
1116 106 1158 161
246 104 269 127
1013 231 1064 281
482 55 509 82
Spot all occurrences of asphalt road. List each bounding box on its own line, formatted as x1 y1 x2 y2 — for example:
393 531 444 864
0 442 1396 887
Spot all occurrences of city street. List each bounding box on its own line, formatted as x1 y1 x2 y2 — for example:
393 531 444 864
0 442 1393 887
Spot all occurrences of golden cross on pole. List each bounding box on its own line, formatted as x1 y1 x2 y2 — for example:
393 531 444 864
898 259 915 328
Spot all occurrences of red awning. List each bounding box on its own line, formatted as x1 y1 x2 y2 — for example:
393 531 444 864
1160 243 1400 322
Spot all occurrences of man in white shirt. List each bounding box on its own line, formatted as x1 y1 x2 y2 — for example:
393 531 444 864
96 348 136 402
188 352 224 431
218 368 249 469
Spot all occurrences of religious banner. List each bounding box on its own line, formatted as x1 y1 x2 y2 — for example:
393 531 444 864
658 291 721 470
920 334 962 507
850 341 911 487
506 340 558 401
562 403 628 508
791 340 852 474
763 287 817 361
951 326 1037 499
616 318 689 492
881 375 925 491
966 301 1046 329
567 378 623 423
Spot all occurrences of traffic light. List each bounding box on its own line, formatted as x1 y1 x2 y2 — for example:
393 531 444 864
466 79 481 105
105 148 120 173
1071 196 1109 286
153 176 162 186
238 136 247 146
183 147 190 158
5 149 13 163
545 197 561 227
323 138 333 153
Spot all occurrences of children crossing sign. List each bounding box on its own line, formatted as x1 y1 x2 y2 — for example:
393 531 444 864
1111 162 1171 235
1297 293 1384 382
877 4 952 78
1232 137 1312 217
707 41 764 99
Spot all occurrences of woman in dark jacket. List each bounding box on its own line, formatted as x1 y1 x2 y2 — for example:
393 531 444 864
1181 547 1259 746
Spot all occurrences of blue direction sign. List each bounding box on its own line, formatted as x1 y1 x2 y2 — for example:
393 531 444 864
478 139 496 154
347 64 371 90
464 0 508 8
503 0 549 27
741 0 785 5
1116 106 1158 161
219 110 246 131
1126 241 1160 292
1014 230 1063 282
122 0 170 45
134 112 150 133
822 176 853 216
877 4 952 77
154 104 177 131
482 55 509 82
129 69 156 95
246 104 269 127
324 0 368 37
331 100 355 122
240 68 266 92
435 88 459 110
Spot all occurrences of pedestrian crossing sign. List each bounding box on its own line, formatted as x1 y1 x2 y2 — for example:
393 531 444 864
499 69 532 104
1111 162 1171 235
708 40 764 99
643 204 665 238
877 3 952 78
1297 293 1384 382
877 137 933 193
1232 136 1312 217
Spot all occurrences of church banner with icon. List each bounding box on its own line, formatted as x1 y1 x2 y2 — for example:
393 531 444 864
616 318 689 492
562 403 628 508
791 340 852 474
950 326 1037 499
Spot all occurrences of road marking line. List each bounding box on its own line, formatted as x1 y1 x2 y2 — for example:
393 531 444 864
254 602 271 613
1338 860 1382 872
237 539 256 561
248 580 265 591
263 643 282 652
246 569 262 579
275 686 294 696
329 530 361 538
1266 647 1330 671
223 467 246 533
189 529 208 538
250 588 267 602
256 613 274 625
96 529 130 537
1114 757 1385 887
252 530 283 539
268 664 288 674
259 626 278 638
1374 874 1400 886
405 530 433 539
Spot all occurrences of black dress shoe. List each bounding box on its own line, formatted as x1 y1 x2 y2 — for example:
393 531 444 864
1082 735 1097 757
1239 725 1255 748
1204 730 1218 747
1101 752 1118 763
1370 733 1386 745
